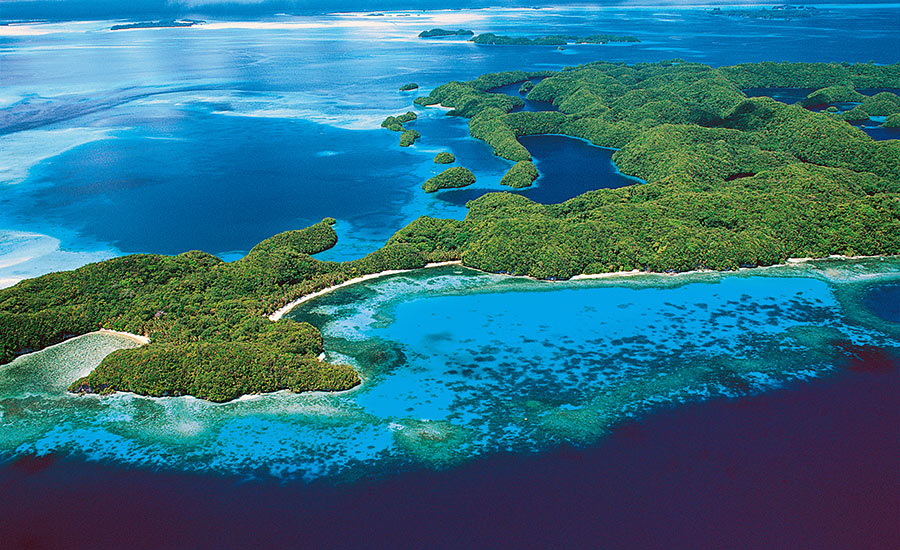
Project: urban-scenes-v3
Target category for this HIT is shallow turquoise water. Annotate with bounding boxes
[2,259,898,481]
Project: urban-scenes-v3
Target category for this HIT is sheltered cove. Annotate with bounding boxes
[2,60,900,402]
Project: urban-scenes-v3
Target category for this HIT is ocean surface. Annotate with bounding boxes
[2,5,899,281]
[1,5,900,547]
[1,259,899,547]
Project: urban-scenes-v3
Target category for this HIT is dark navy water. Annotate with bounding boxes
[742,87,900,141]
[2,355,897,549]
[436,134,640,206]
[743,87,818,104]
[744,87,900,104]
[857,119,900,141]
[486,80,557,112]
[19,114,420,256]
[866,283,900,323]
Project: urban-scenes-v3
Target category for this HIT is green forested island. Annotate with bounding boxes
[422,166,476,192]
[4,60,900,402]
[434,152,456,164]
[470,33,640,46]
[381,111,417,132]
[708,6,821,20]
[419,28,474,38]
[110,20,202,31]
[381,111,419,146]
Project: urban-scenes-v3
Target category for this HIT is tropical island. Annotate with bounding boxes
[434,152,456,164]
[380,111,419,146]
[708,5,821,20]
[470,33,640,45]
[3,60,900,402]
[110,20,203,31]
[419,28,474,38]
[422,166,476,192]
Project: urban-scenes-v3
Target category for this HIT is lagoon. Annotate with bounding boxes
[2,259,898,483]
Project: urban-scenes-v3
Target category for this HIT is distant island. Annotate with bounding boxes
[470,33,640,45]
[110,19,203,31]
[3,61,900,402]
[419,28,474,38]
[708,5,821,20]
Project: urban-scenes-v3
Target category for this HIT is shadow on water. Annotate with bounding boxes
[436,134,642,206]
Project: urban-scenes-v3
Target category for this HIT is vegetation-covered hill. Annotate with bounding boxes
[0,220,430,401]
[398,60,900,277]
[4,60,900,401]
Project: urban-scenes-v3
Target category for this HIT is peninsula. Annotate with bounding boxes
[3,61,900,402]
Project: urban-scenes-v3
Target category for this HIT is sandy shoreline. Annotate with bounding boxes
[7,329,149,366]
[97,328,151,345]
[268,261,462,321]
[269,254,896,320]
[569,254,891,281]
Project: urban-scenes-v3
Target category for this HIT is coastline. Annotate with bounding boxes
[269,254,897,321]
[268,261,462,321]
[569,254,892,282]
[97,328,151,345]
[7,329,150,367]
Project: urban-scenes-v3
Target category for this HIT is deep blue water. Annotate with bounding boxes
[2,353,897,549]
[857,119,900,141]
[743,87,818,103]
[743,86,900,140]
[2,6,900,281]
[866,283,900,323]
[2,6,900,547]
[486,79,557,112]
[744,87,900,105]
[435,134,641,206]
[18,114,422,255]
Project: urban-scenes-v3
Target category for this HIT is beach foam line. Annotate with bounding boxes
[268,261,461,321]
